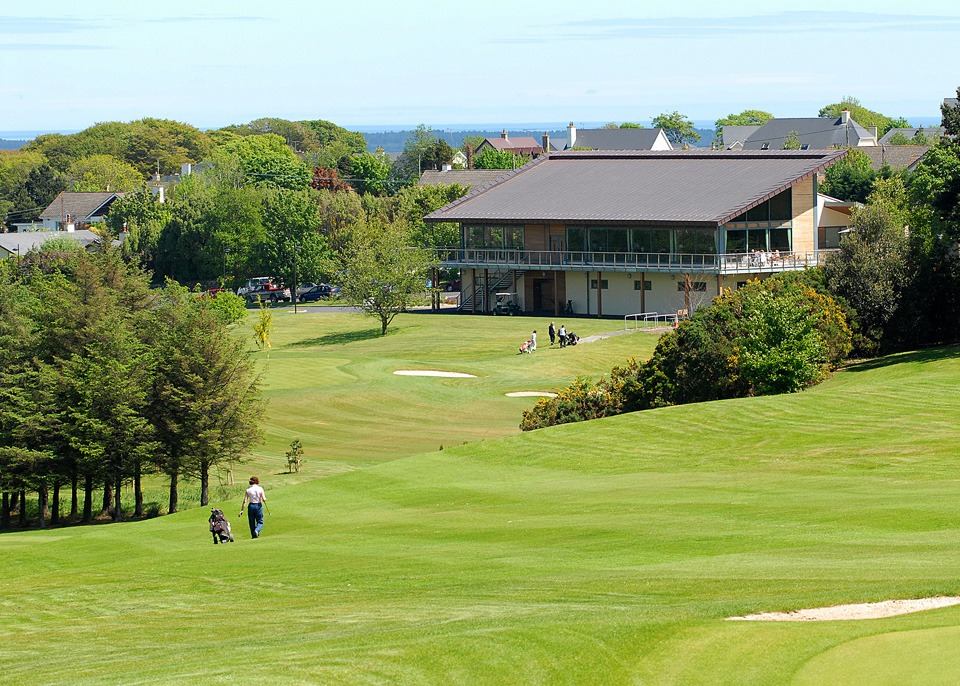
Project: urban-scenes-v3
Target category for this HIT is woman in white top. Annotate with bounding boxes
[240,476,267,538]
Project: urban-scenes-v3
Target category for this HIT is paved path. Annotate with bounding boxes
[578,327,671,344]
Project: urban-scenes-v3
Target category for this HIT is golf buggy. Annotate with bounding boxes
[492,292,522,316]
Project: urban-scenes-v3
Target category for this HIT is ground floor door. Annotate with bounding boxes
[533,278,555,312]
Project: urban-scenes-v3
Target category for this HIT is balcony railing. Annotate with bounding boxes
[435,248,835,274]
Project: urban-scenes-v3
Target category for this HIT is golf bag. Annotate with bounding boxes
[209,508,234,544]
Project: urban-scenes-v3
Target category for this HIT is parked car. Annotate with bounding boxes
[245,283,292,303]
[296,282,319,296]
[237,276,273,296]
[298,284,341,302]
[441,279,461,292]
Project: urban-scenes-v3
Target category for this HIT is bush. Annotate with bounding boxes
[522,276,851,430]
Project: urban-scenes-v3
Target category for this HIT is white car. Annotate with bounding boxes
[237,277,273,296]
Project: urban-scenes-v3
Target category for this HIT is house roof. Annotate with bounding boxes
[721,126,761,148]
[425,149,848,228]
[859,145,931,171]
[735,117,874,150]
[878,127,945,144]
[419,169,513,191]
[478,136,543,154]
[39,192,124,222]
[567,128,670,150]
[0,230,102,255]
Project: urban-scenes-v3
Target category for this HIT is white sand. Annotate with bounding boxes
[727,596,960,621]
[505,391,558,397]
[393,370,476,378]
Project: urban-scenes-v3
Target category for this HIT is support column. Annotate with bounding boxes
[471,269,477,314]
[483,268,489,313]
[640,272,645,313]
[597,270,603,318]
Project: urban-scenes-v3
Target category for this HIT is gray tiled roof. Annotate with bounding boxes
[567,128,670,150]
[738,117,873,150]
[859,145,931,171]
[425,149,847,228]
[721,126,761,148]
[418,169,513,191]
[478,136,543,154]
[39,192,123,222]
[0,230,102,255]
[878,127,944,144]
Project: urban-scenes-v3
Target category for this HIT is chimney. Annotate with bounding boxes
[501,129,508,139]
[466,143,474,169]
[567,122,576,149]
[840,109,851,125]
[541,132,550,156]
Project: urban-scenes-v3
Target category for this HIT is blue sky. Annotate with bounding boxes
[2,0,958,134]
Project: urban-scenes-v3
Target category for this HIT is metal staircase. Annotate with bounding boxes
[459,269,517,312]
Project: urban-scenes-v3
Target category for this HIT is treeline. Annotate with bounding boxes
[0,244,263,529]
[523,95,960,431]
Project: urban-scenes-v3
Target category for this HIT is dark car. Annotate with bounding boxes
[298,284,342,302]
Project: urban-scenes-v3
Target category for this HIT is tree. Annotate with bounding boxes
[104,186,172,270]
[942,88,960,137]
[309,165,352,193]
[333,219,436,335]
[298,119,366,154]
[820,148,876,202]
[259,189,329,287]
[818,97,904,137]
[68,154,144,192]
[349,152,391,195]
[148,284,264,509]
[714,109,773,146]
[392,183,469,249]
[782,130,801,150]
[473,147,528,170]
[823,184,911,354]
[217,133,310,190]
[651,111,700,147]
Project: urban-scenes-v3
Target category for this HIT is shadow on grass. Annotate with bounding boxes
[844,344,960,373]
[287,328,385,347]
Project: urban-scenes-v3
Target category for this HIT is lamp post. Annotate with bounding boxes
[292,243,300,314]
[222,248,231,287]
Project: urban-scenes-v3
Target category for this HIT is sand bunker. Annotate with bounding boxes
[393,370,476,378]
[727,596,960,622]
[505,391,558,398]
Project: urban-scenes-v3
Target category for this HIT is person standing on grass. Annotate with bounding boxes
[548,321,556,346]
[240,476,266,539]
[530,330,537,351]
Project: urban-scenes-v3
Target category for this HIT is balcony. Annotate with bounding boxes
[435,248,835,275]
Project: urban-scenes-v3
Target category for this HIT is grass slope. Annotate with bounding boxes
[3,322,960,683]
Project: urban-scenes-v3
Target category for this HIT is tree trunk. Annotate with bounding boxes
[82,473,93,523]
[19,489,27,527]
[51,482,61,526]
[134,463,143,518]
[113,474,123,522]
[200,462,209,507]
[168,470,179,514]
[100,480,113,518]
[9,490,18,516]
[1,492,9,529]
[37,485,48,529]
[70,469,79,520]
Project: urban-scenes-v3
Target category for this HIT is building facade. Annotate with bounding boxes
[425,150,850,317]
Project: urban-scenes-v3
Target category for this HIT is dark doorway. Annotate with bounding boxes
[533,278,555,312]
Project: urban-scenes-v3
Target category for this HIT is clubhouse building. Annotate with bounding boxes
[425,149,852,317]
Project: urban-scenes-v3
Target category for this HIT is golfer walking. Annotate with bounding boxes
[240,476,267,539]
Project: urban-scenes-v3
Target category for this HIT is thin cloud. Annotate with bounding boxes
[0,43,105,51]
[493,10,960,43]
[144,15,267,24]
[0,17,102,34]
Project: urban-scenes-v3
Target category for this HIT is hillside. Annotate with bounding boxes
[3,331,960,683]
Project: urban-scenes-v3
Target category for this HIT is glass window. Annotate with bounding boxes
[769,190,792,220]
[633,280,652,291]
[607,229,628,252]
[590,279,609,289]
[725,229,746,254]
[567,227,585,251]
[747,229,768,251]
[505,227,524,249]
[770,227,791,251]
[465,226,484,248]
[745,201,768,221]
[590,228,610,252]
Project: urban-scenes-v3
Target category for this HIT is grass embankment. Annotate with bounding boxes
[3,313,960,683]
